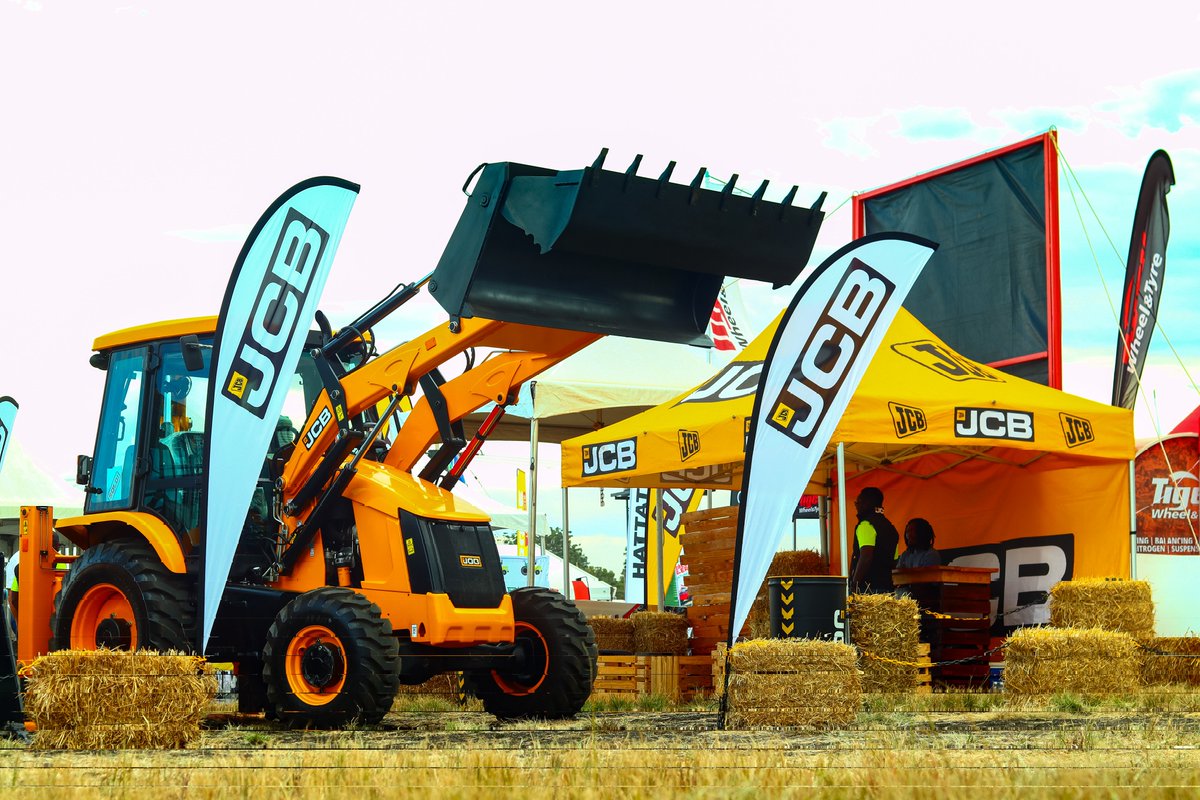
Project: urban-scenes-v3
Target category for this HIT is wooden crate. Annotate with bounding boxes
[590,655,640,699]
[589,654,715,702]
[637,655,714,701]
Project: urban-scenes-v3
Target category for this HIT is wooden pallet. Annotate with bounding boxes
[589,654,716,702]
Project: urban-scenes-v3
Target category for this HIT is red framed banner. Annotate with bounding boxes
[853,131,1062,388]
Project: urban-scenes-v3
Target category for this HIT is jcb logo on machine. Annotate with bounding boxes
[1059,413,1094,448]
[581,437,637,477]
[954,407,1034,441]
[302,406,334,450]
[889,402,927,439]
[892,339,1001,383]
[768,259,894,447]
[459,554,483,568]
[221,207,330,418]
[677,430,700,462]
[677,361,762,405]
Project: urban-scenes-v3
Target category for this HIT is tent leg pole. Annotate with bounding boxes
[562,487,571,595]
[656,492,666,611]
[527,416,539,588]
[1129,459,1137,580]
[837,443,848,585]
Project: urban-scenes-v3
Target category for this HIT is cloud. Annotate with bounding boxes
[1100,69,1200,135]
[894,107,979,140]
[163,223,251,242]
[992,107,1088,136]
[820,117,880,159]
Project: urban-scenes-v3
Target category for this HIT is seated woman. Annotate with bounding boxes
[896,517,941,569]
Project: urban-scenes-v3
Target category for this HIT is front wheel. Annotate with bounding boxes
[50,540,193,652]
[262,588,400,728]
[464,587,597,720]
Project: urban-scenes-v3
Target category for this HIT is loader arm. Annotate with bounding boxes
[279,314,598,510]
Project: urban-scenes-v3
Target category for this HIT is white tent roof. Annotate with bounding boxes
[452,481,549,535]
[468,336,720,443]
[0,439,83,519]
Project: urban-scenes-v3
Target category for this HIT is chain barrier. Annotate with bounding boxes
[1137,642,1200,660]
[858,640,1008,670]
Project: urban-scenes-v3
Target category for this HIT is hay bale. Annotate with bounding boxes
[725,639,860,729]
[1049,578,1155,639]
[24,649,216,750]
[1142,637,1200,686]
[1005,627,1141,695]
[747,550,828,638]
[588,616,636,654]
[848,593,920,692]
[631,611,689,655]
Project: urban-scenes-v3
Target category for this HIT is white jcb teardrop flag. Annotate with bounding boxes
[201,178,359,651]
[0,397,17,478]
[729,233,936,643]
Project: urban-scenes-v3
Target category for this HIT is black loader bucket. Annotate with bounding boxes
[430,150,825,345]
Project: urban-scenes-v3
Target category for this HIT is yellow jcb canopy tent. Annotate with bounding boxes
[562,307,1133,494]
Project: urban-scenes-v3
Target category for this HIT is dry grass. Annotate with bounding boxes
[1,707,1199,798]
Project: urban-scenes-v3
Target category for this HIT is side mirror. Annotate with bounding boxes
[180,335,208,373]
[76,455,93,488]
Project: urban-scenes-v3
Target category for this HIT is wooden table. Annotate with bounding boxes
[893,566,997,688]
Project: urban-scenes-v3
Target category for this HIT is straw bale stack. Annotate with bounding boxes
[24,649,216,750]
[1005,627,1142,695]
[724,639,860,729]
[1141,637,1200,686]
[747,550,828,638]
[1049,578,1155,640]
[848,593,921,692]
[588,616,636,654]
[632,611,689,655]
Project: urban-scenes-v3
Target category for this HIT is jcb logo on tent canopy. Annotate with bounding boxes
[889,402,927,438]
[768,259,895,447]
[222,208,330,418]
[892,339,1001,383]
[677,361,762,405]
[678,430,701,462]
[581,437,637,476]
[1059,413,1095,448]
[955,407,1034,441]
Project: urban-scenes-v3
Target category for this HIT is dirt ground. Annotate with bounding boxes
[196,707,1200,751]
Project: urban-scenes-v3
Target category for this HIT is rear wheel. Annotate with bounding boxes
[262,588,399,728]
[464,587,597,720]
[51,539,192,652]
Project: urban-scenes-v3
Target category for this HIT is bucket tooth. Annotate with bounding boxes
[688,167,707,205]
[591,148,609,171]
[623,154,644,191]
[719,174,739,210]
[811,190,828,213]
[779,185,799,220]
[656,161,677,196]
[750,179,770,215]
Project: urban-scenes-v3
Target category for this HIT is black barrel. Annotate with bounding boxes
[768,576,848,641]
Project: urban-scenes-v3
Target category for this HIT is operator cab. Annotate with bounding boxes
[79,317,328,576]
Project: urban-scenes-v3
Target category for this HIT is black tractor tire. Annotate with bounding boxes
[50,539,193,652]
[464,587,598,720]
[261,587,400,728]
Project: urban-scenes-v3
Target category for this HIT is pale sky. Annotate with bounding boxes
[2,1,1198,573]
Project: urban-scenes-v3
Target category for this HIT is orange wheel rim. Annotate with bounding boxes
[285,625,347,705]
[492,621,549,696]
[71,582,137,650]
